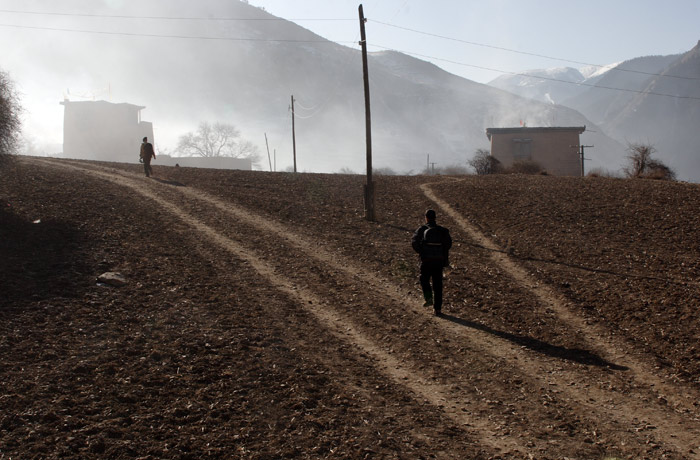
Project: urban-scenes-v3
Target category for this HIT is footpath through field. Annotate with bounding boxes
[32,158,700,459]
[422,182,700,455]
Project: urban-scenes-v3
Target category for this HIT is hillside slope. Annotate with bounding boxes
[604,42,700,177]
[562,54,681,126]
[2,157,700,459]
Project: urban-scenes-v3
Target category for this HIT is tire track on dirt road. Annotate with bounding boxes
[422,181,700,458]
[33,158,527,456]
[49,159,700,458]
[159,165,700,458]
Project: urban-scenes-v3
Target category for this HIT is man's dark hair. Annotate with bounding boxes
[143,137,148,142]
[425,209,436,221]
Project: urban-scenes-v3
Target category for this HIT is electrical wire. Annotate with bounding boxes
[1,13,696,101]
[0,8,354,22]
[1,6,694,81]
[370,19,700,81]
[293,100,317,112]
[370,43,700,101]
[0,22,356,44]
[289,33,363,121]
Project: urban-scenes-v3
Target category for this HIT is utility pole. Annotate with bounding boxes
[291,95,297,173]
[359,4,375,221]
[571,144,594,177]
[427,153,430,174]
[264,133,272,172]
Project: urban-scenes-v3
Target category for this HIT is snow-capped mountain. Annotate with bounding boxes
[488,45,700,181]
[488,65,615,105]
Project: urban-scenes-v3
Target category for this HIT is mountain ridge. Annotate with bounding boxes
[6,0,626,174]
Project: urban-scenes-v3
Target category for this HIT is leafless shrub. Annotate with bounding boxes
[469,148,501,175]
[644,159,676,181]
[623,142,675,181]
[0,69,21,157]
[506,160,544,175]
[587,167,620,178]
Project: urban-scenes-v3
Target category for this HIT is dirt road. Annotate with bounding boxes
[2,156,699,459]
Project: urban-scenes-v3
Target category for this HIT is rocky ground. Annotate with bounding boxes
[1,155,699,459]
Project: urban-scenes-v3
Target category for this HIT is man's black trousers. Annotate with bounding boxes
[419,261,444,308]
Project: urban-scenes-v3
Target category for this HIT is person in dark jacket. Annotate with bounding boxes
[412,209,452,316]
[139,136,156,177]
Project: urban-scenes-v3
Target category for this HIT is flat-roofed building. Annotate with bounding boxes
[61,99,153,163]
[486,126,586,176]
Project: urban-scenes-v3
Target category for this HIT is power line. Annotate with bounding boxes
[0,8,355,22]
[2,6,694,82]
[293,100,317,111]
[370,19,700,81]
[370,43,700,101]
[2,15,696,101]
[0,22,356,44]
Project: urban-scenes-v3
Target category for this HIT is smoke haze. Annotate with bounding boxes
[2,0,627,174]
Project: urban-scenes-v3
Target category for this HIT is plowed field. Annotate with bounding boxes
[1,156,699,459]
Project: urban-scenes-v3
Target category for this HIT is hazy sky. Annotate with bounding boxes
[252,0,700,83]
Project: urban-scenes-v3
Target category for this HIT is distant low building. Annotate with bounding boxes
[157,155,252,171]
[61,99,153,163]
[486,126,586,176]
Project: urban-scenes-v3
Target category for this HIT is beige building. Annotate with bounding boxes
[486,126,585,176]
[61,100,153,163]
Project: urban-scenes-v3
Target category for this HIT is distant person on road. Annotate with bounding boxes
[412,209,452,316]
[139,136,156,177]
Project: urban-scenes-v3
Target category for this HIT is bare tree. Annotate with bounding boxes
[469,148,501,175]
[624,142,675,180]
[624,143,655,178]
[335,167,357,175]
[0,70,21,156]
[176,122,261,165]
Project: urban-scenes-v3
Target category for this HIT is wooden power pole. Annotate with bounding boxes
[264,133,272,172]
[291,95,297,173]
[359,4,375,221]
[571,144,594,177]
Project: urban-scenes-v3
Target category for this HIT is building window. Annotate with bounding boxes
[512,138,532,160]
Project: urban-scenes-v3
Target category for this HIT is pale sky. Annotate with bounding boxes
[251,0,700,83]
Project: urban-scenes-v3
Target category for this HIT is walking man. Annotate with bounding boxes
[139,136,156,177]
[412,209,452,316]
